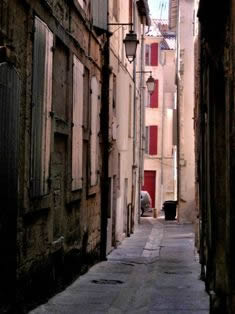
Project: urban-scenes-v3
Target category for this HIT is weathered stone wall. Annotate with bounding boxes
[0,0,103,311]
[196,0,235,312]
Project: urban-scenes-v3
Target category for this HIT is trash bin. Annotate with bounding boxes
[162,200,177,220]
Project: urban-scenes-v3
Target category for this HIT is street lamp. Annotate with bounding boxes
[108,23,139,63]
[146,74,155,94]
[123,30,139,63]
[136,71,156,94]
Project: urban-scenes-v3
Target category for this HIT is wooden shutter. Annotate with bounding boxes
[77,0,83,8]
[150,80,158,108]
[145,44,150,66]
[0,63,21,201]
[31,17,53,197]
[92,0,108,31]
[72,55,84,190]
[0,62,21,298]
[151,43,158,66]
[149,126,158,155]
[90,76,99,186]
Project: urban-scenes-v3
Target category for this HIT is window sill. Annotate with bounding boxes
[88,184,99,196]
[67,189,82,204]
[26,194,52,214]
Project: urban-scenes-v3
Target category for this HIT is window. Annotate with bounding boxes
[145,126,158,155]
[90,76,99,186]
[145,43,158,66]
[83,67,90,132]
[91,0,107,31]
[146,93,150,108]
[145,127,149,153]
[150,80,159,108]
[145,44,150,66]
[72,55,84,191]
[31,17,53,197]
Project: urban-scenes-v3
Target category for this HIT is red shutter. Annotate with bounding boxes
[149,126,158,155]
[151,43,158,66]
[150,80,158,108]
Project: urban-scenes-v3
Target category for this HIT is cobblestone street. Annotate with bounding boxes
[30,217,209,314]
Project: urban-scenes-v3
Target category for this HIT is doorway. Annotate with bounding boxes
[142,171,156,208]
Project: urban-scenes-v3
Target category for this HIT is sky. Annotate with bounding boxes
[148,0,169,20]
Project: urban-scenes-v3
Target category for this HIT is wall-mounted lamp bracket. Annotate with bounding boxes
[107,23,138,63]
[136,71,155,94]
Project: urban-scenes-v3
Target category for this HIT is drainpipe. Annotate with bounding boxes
[161,87,165,209]
[175,0,180,222]
[138,22,146,223]
[100,1,110,260]
[131,0,137,233]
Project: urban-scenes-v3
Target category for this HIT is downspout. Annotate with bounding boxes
[139,22,146,223]
[100,0,110,260]
[161,84,165,208]
[176,0,180,222]
[131,0,137,234]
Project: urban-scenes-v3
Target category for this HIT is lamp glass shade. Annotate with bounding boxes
[146,75,155,94]
[123,31,139,63]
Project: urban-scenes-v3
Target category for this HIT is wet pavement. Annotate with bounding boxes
[30,217,209,314]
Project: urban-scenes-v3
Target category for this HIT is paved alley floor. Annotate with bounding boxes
[30,218,209,314]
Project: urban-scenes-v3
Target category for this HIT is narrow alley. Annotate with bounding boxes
[1,0,235,312]
[30,217,209,314]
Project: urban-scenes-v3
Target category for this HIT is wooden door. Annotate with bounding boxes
[142,171,156,208]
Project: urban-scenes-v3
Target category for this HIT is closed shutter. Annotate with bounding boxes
[77,0,83,8]
[0,62,21,298]
[72,55,84,190]
[151,43,158,66]
[0,63,21,201]
[145,44,150,66]
[90,76,99,186]
[31,16,53,197]
[149,126,158,155]
[150,79,158,108]
[91,0,107,31]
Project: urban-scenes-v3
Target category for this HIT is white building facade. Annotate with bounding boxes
[169,0,196,223]
[106,0,150,252]
[143,21,177,216]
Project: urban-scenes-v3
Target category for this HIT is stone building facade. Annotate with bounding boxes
[106,0,150,251]
[143,20,176,215]
[195,0,235,313]
[0,0,104,311]
[0,0,98,311]
[168,0,196,223]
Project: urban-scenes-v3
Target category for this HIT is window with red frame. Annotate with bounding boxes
[145,126,158,155]
[150,79,158,108]
[145,43,158,66]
